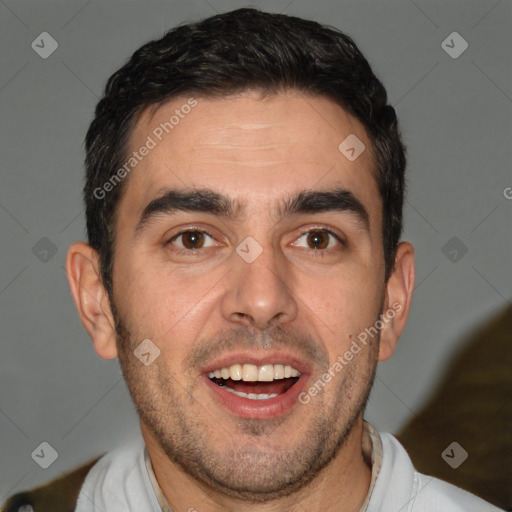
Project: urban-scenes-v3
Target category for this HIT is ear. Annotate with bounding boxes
[378,241,415,362]
[65,242,118,359]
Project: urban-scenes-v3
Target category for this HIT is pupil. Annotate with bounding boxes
[308,231,327,249]
[184,231,203,249]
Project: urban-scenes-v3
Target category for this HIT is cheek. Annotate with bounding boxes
[115,257,222,350]
[300,267,381,324]
[296,269,383,368]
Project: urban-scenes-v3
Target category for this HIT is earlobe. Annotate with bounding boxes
[378,242,415,362]
[65,242,118,359]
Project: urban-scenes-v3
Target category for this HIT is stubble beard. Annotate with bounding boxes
[111,302,379,503]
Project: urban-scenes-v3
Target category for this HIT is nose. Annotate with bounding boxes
[220,241,298,330]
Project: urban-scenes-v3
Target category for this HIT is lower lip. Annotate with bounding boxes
[203,375,308,419]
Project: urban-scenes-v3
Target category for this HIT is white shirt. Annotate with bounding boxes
[75,423,503,512]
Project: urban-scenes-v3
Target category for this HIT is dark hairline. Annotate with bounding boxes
[84,8,405,297]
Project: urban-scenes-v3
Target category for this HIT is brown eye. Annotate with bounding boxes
[306,231,330,249]
[181,231,205,249]
[291,229,342,251]
[170,230,216,250]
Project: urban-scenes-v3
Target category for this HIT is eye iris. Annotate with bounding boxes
[182,231,204,249]
[307,231,329,249]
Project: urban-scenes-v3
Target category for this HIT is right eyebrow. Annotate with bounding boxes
[135,188,245,236]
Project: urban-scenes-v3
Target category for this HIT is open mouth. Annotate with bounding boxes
[203,361,307,419]
[208,363,301,400]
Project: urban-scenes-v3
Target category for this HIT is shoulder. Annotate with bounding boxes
[78,434,146,487]
[412,471,504,512]
[2,437,157,512]
[74,435,160,512]
[374,431,504,512]
[1,438,146,512]
[0,456,101,512]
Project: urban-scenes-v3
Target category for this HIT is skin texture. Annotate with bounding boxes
[67,91,415,512]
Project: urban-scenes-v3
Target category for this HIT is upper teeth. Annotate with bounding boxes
[208,363,300,382]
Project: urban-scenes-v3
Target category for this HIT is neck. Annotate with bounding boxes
[142,415,372,512]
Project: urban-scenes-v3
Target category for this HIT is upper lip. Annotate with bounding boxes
[200,350,312,376]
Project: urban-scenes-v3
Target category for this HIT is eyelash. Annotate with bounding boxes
[166,227,345,255]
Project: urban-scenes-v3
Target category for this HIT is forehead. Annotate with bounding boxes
[118,91,380,225]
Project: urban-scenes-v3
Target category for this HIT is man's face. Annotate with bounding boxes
[110,92,386,499]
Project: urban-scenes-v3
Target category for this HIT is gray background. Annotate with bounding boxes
[1,0,511,501]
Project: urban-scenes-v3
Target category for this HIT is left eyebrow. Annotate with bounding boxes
[134,186,370,235]
[278,188,370,231]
